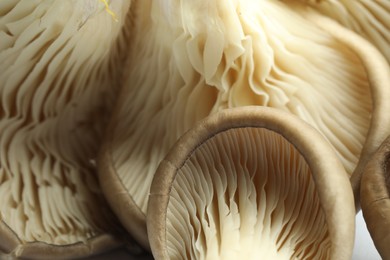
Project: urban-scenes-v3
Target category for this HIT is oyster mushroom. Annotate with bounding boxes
[98,0,388,246]
[360,136,390,259]
[298,7,390,206]
[147,106,355,260]
[0,0,133,258]
[295,0,390,62]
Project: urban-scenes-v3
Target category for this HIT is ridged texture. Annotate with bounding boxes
[167,128,330,259]
[301,0,390,62]
[107,0,371,216]
[0,0,131,249]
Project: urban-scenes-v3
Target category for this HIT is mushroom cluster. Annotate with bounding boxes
[0,0,134,258]
[0,0,389,259]
[148,107,355,259]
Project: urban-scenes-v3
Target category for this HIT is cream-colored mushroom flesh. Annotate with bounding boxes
[298,0,390,62]
[298,6,390,204]
[0,0,132,257]
[148,107,355,260]
[166,128,328,259]
[361,136,390,259]
[100,0,371,244]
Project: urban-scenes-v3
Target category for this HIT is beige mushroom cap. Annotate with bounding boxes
[300,7,390,206]
[0,0,133,258]
[99,0,376,247]
[148,106,355,260]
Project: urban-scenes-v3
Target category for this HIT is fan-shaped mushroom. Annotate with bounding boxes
[295,0,390,62]
[98,0,390,247]
[361,136,390,259]
[148,106,355,260]
[298,7,390,206]
[0,0,133,258]
[98,0,389,247]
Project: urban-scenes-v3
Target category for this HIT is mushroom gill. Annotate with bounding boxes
[0,0,133,258]
[295,0,390,62]
[298,7,390,205]
[148,107,355,260]
[99,0,375,246]
[361,136,390,259]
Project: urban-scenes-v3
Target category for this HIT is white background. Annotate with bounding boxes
[352,211,381,260]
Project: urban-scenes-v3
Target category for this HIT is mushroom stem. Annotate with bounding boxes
[302,8,390,207]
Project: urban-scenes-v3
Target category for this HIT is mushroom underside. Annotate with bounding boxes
[0,0,132,257]
[361,136,390,259]
[302,0,390,62]
[106,0,371,222]
[164,127,330,259]
[166,128,331,259]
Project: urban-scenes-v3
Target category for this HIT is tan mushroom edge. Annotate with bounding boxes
[0,219,121,259]
[147,106,355,260]
[98,141,150,250]
[361,136,390,259]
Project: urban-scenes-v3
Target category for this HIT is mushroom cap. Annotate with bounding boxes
[99,0,377,247]
[361,136,390,259]
[300,6,390,206]
[299,0,390,63]
[147,106,355,260]
[0,0,133,258]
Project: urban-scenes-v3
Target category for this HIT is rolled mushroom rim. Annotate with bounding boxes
[98,140,150,250]
[0,218,122,259]
[361,136,390,258]
[301,6,390,208]
[147,106,355,260]
[361,137,390,206]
